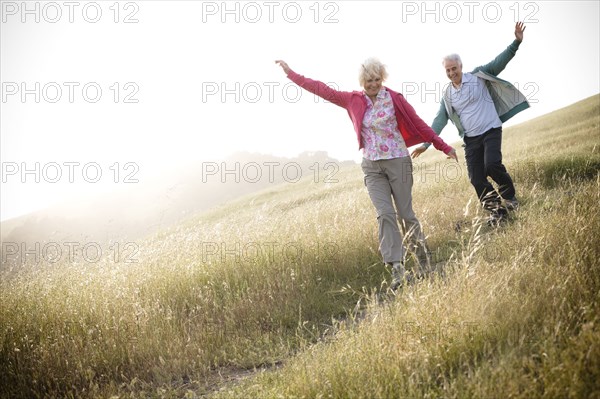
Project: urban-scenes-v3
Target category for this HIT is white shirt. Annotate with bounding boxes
[447,72,502,137]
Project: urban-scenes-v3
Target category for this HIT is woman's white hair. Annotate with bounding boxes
[442,53,462,66]
[359,57,388,87]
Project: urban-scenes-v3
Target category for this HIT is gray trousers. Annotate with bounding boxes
[361,156,429,268]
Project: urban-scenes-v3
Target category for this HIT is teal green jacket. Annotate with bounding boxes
[424,40,530,148]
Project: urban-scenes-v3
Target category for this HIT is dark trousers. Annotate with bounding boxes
[464,127,515,211]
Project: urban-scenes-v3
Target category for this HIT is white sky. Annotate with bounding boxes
[1,0,599,221]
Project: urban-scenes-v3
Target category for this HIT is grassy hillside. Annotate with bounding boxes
[1,94,599,398]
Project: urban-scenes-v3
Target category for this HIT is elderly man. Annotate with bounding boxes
[412,22,529,226]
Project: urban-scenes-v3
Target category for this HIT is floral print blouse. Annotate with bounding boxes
[361,88,410,160]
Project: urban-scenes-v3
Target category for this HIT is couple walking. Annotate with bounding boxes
[276,23,529,290]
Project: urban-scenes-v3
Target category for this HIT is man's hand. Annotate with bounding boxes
[515,21,526,43]
[410,146,428,159]
[275,60,291,75]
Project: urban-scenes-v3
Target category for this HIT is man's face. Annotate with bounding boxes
[444,59,463,86]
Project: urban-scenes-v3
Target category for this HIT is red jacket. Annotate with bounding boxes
[286,70,453,154]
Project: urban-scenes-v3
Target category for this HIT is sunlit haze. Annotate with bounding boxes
[1,0,599,221]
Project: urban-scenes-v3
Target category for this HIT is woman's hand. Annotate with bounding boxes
[447,148,458,162]
[275,60,291,75]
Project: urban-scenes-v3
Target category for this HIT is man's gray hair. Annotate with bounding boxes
[442,53,462,66]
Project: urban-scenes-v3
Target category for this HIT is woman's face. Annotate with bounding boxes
[363,75,382,98]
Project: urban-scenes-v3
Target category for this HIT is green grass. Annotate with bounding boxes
[1,94,599,398]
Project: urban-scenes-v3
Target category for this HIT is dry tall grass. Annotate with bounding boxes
[1,94,599,398]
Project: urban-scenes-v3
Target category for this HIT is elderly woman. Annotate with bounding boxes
[275,59,458,290]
